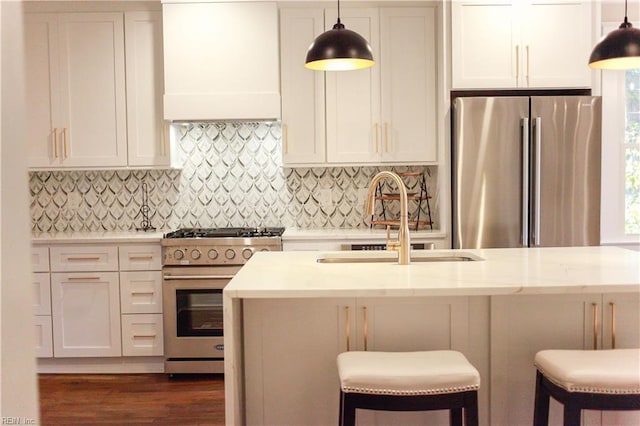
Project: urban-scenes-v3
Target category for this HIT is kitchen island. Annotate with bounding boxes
[223,246,640,426]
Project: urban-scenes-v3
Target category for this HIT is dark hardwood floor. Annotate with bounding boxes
[38,373,225,425]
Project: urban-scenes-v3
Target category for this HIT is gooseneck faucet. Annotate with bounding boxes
[365,171,411,265]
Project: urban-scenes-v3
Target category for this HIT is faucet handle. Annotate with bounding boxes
[385,225,401,252]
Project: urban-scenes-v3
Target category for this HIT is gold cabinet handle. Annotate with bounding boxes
[67,276,101,281]
[362,306,368,351]
[161,122,168,156]
[283,123,288,155]
[526,45,530,82]
[384,123,389,152]
[374,123,379,153]
[592,303,599,350]
[610,302,616,349]
[62,127,68,158]
[345,306,350,352]
[66,256,101,262]
[515,45,520,79]
[52,128,59,158]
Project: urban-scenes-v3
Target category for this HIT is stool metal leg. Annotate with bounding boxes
[533,370,550,426]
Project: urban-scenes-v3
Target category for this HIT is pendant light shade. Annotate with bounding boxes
[305,0,374,72]
[589,1,640,69]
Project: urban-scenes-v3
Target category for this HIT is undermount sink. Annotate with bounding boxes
[316,251,483,264]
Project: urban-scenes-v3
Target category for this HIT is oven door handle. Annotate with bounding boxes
[163,275,236,280]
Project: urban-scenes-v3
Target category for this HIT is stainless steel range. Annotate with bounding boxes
[161,227,284,374]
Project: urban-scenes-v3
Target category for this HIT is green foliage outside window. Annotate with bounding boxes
[625,71,640,234]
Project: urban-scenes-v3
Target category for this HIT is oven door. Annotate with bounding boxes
[162,266,240,359]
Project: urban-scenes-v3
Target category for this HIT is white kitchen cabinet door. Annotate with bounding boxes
[31,246,50,272]
[125,11,169,167]
[452,0,592,89]
[524,0,591,88]
[244,298,354,426]
[50,244,118,272]
[51,272,121,357]
[601,293,640,426]
[491,294,609,426]
[451,1,519,89]
[33,272,52,316]
[34,315,54,358]
[379,8,437,163]
[25,13,60,168]
[121,313,163,357]
[280,8,326,166]
[25,12,127,168]
[118,244,162,271]
[119,271,162,314]
[325,8,382,164]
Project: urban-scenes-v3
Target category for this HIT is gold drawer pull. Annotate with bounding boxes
[345,306,351,352]
[610,302,616,349]
[66,256,101,262]
[363,306,368,351]
[592,303,599,350]
[67,276,101,281]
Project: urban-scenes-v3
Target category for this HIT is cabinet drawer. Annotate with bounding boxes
[120,271,163,314]
[34,315,53,358]
[50,245,118,272]
[121,313,164,356]
[119,244,161,271]
[31,246,50,272]
[33,272,51,316]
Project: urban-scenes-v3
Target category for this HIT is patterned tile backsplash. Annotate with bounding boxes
[30,122,439,232]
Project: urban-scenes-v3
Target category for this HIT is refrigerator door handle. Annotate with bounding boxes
[533,117,542,246]
[521,118,529,247]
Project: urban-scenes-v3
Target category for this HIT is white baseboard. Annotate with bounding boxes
[37,357,165,374]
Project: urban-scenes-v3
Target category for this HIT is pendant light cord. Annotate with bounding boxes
[337,0,341,25]
[623,0,630,27]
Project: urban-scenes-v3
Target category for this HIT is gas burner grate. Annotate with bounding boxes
[164,227,285,239]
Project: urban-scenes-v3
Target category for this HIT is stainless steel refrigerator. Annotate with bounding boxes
[452,96,601,249]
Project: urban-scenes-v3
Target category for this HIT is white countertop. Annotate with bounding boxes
[224,246,640,298]
[31,230,166,244]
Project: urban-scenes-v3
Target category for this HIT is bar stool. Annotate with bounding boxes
[533,348,640,426]
[337,350,480,426]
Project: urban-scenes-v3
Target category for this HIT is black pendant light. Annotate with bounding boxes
[589,0,640,69]
[304,0,374,71]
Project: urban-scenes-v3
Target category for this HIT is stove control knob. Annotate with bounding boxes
[242,248,253,260]
[191,249,201,260]
[174,250,184,260]
[208,249,219,260]
[225,249,236,260]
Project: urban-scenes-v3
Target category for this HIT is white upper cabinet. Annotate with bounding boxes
[125,11,169,168]
[280,8,326,165]
[26,12,128,168]
[280,5,439,167]
[162,1,280,121]
[25,8,169,169]
[452,0,592,89]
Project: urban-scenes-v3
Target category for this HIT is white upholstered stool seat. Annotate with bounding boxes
[533,348,640,426]
[337,351,480,426]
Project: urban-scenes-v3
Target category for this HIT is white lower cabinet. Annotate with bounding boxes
[244,297,474,426]
[34,315,54,358]
[491,293,640,426]
[121,313,163,357]
[50,272,121,357]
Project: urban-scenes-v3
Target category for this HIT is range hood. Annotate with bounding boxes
[162,1,281,121]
